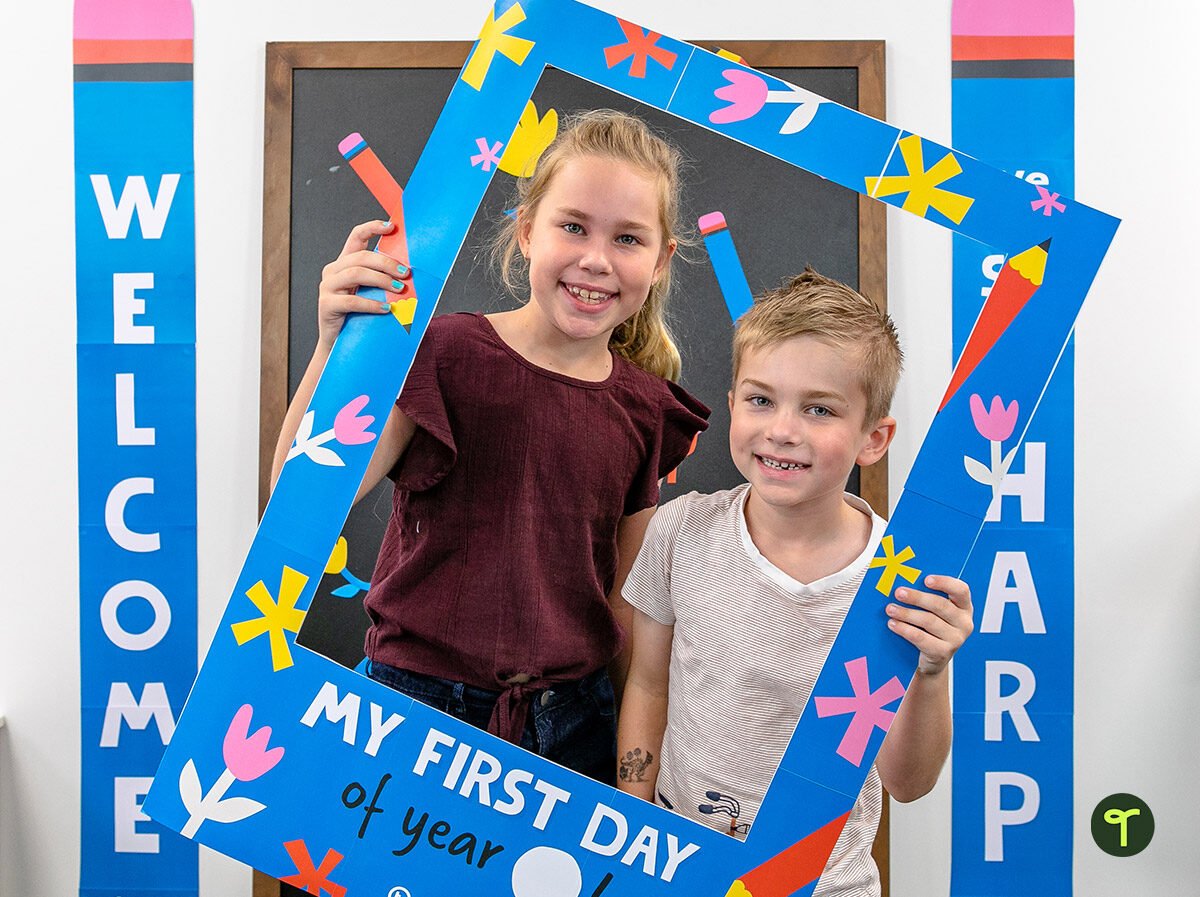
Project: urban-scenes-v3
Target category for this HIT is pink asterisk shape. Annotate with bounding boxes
[1031,185,1065,216]
[471,137,503,172]
[814,656,906,766]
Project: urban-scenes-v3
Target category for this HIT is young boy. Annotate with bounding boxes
[616,270,974,895]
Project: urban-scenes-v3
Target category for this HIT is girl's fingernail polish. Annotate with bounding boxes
[396,264,409,277]
[391,280,406,292]
[380,301,391,311]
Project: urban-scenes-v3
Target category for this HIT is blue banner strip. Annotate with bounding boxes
[950,3,1075,894]
[74,2,199,894]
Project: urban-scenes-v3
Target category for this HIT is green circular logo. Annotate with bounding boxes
[1091,793,1154,856]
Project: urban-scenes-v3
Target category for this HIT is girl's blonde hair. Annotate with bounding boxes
[493,109,686,381]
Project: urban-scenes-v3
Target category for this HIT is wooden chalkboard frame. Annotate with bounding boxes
[258,39,887,897]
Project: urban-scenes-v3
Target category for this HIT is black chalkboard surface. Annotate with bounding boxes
[263,40,886,672]
[259,39,887,897]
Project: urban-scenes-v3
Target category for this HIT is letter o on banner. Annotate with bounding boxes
[101,580,172,651]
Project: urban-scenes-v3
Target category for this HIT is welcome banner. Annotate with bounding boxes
[74,1,198,895]
[950,1,1076,893]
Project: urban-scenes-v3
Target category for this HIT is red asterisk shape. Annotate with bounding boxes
[603,19,678,79]
[280,839,347,897]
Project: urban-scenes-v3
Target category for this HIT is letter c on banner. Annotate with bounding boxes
[101,580,171,651]
[106,477,160,552]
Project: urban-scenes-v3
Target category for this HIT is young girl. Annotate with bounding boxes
[272,110,709,784]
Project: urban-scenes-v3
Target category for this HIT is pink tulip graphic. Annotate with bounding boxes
[964,393,1020,496]
[710,69,827,134]
[332,395,377,446]
[969,394,1019,442]
[180,704,284,838]
[223,704,285,781]
[710,69,769,123]
[286,395,377,467]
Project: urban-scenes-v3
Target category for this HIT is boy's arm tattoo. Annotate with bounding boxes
[619,747,654,783]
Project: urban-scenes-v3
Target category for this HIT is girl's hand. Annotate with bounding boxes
[886,574,974,675]
[316,220,412,348]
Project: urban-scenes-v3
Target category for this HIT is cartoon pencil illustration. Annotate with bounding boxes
[699,211,754,322]
[725,810,851,897]
[939,239,1050,411]
[338,132,418,329]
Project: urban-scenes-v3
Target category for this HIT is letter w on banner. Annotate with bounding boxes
[950,1,1075,893]
[74,2,199,895]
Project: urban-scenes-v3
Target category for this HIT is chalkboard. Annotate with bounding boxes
[258,39,887,897]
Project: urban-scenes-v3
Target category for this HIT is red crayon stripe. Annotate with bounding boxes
[730,811,851,896]
[74,38,193,64]
[952,34,1073,61]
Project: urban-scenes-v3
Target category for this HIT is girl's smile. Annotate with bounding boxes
[517,155,673,351]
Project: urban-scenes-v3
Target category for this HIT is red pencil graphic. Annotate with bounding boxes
[939,239,1050,412]
[338,132,417,328]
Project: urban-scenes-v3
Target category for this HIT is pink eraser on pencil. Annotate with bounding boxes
[698,211,728,235]
[339,132,367,158]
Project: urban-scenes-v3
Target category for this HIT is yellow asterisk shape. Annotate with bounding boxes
[231,565,309,672]
[865,135,975,225]
[868,535,922,596]
[462,3,535,91]
[725,881,752,897]
[499,101,559,178]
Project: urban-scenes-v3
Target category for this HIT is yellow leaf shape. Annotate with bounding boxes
[499,101,559,178]
[325,536,348,575]
[726,881,752,897]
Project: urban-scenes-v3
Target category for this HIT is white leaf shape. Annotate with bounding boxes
[1000,445,1019,477]
[207,795,268,824]
[779,101,821,134]
[963,456,993,485]
[178,760,203,816]
[295,410,315,443]
[303,444,345,467]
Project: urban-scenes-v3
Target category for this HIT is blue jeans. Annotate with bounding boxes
[367,661,617,786]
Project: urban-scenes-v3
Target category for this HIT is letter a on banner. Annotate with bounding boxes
[74,2,198,896]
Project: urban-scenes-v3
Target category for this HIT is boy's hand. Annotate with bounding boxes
[886,574,974,675]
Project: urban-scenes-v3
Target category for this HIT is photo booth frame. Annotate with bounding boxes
[145,2,1118,896]
[255,36,889,897]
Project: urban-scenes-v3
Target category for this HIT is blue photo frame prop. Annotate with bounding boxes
[145,2,1118,895]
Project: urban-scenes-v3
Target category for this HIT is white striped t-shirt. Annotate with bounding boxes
[622,483,887,897]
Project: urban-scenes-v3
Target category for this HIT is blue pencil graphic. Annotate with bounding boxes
[699,211,754,321]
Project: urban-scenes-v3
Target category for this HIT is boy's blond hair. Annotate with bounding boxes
[733,268,903,426]
[493,109,687,381]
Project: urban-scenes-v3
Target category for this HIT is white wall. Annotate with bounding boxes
[1,2,1195,895]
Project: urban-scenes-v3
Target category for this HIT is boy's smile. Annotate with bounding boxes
[729,335,894,525]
